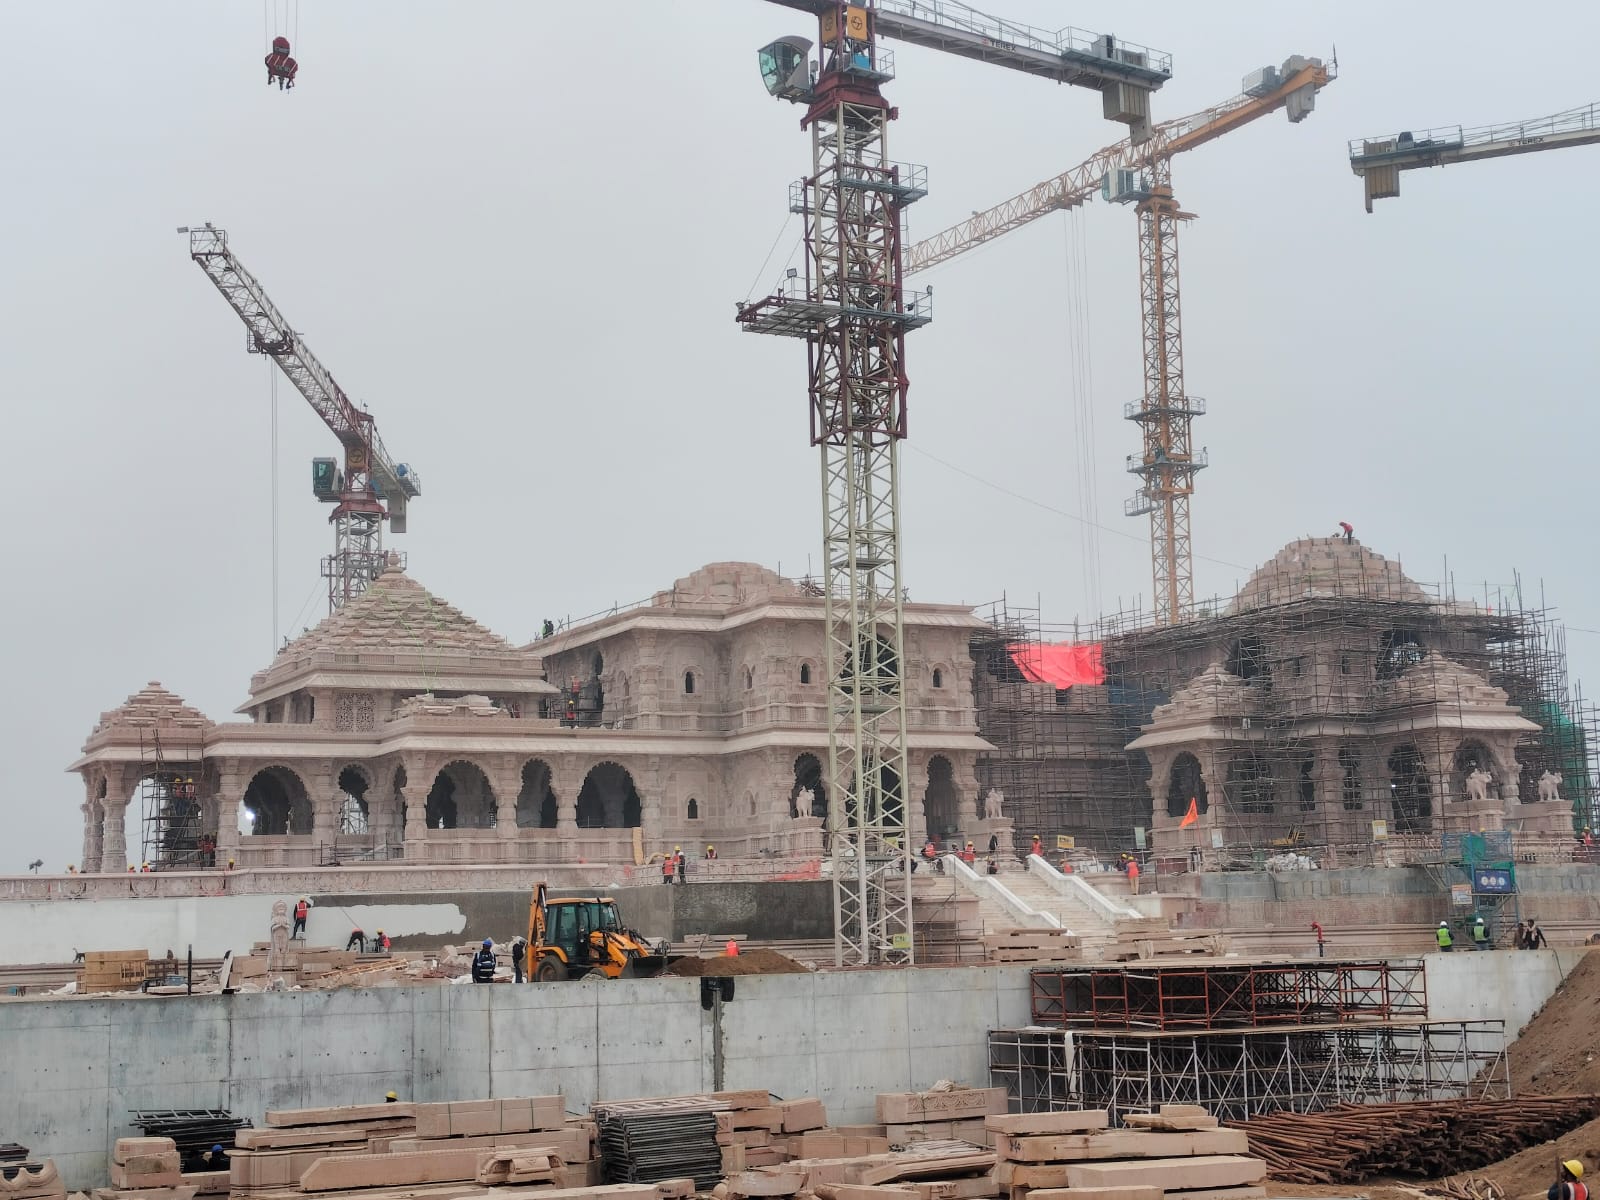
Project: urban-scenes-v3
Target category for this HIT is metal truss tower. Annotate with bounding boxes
[738,8,930,965]
[1123,153,1206,626]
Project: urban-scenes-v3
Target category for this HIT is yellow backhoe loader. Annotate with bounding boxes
[525,882,671,981]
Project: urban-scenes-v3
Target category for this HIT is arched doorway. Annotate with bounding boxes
[924,756,959,841]
[789,753,827,818]
[841,759,903,830]
[517,760,557,829]
[1166,753,1208,818]
[337,766,370,834]
[1387,744,1433,834]
[243,766,311,835]
[427,762,496,830]
[576,762,642,828]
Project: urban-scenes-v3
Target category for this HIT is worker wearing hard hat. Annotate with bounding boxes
[385,1091,399,1104]
[1435,921,1453,952]
[1550,1160,1587,1200]
[675,846,687,885]
[705,845,717,860]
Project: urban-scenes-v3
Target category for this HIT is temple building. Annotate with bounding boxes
[69,559,995,872]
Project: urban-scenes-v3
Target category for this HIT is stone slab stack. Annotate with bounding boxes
[394,1098,598,1188]
[987,1107,1264,1200]
[93,1139,192,1200]
[875,1090,1007,1148]
[982,931,1082,966]
[1108,923,1225,962]
[229,1105,418,1195]
[715,1140,997,1200]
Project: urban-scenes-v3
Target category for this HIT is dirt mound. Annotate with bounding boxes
[664,949,810,977]
[1451,1112,1600,1200]
[1510,951,1600,1094]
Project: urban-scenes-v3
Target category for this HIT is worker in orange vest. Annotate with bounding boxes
[1029,835,1043,858]
[960,841,976,865]
[1126,857,1141,896]
[725,940,740,957]
[292,896,309,938]
[661,853,674,885]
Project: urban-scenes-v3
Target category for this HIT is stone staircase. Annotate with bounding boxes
[942,855,1141,959]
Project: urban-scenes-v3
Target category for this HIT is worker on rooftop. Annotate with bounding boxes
[346,926,366,953]
[1550,1160,1587,1200]
[675,847,687,884]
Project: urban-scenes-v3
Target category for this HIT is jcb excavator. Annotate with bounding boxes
[525,882,670,981]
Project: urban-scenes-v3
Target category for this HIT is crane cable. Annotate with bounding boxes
[269,360,280,657]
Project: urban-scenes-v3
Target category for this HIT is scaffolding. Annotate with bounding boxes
[1029,960,1428,1031]
[972,542,1594,863]
[138,726,210,870]
[989,1019,1509,1121]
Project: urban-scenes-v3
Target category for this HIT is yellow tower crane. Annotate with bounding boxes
[908,56,1335,625]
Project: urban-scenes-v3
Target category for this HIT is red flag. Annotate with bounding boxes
[1179,797,1199,829]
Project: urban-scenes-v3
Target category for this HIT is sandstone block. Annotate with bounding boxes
[996,1129,1247,1163]
[656,1180,697,1199]
[1165,1189,1266,1200]
[779,1099,829,1133]
[109,1167,183,1190]
[299,1148,489,1192]
[985,1112,1108,1136]
[789,1135,844,1159]
[265,1102,414,1127]
[1025,1187,1162,1200]
[714,1091,774,1111]
[176,1172,228,1197]
[112,1141,177,1167]
[1062,1156,1265,1191]
[728,1168,808,1197]
[876,1090,1007,1125]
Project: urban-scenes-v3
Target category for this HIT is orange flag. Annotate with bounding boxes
[1179,797,1199,829]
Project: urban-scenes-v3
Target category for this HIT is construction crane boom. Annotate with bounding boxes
[903,55,1331,626]
[183,224,421,612]
[908,56,1332,274]
[1350,102,1600,210]
[765,0,1170,139]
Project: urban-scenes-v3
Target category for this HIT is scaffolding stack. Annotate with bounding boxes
[971,544,1596,863]
[991,958,1507,1121]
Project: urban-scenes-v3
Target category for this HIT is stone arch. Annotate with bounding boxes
[516,759,558,829]
[799,661,814,686]
[743,665,755,691]
[687,797,699,820]
[337,764,371,834]
[789,753,827,818]
[243,765,312,835]
[683,670,697,695]
[1165,752,1208,818]
[932,666,945,690]
[924,755,959,840]
[576,761,642,828]
[1387,744,1434,834]
[1296,755,1316,811]
[427,761,496,830]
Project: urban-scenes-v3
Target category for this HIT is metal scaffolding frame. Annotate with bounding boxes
[1029,959,1429,1031]
[990,1019,1508,1121]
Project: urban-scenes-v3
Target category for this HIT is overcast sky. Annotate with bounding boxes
[3,2,1597,873]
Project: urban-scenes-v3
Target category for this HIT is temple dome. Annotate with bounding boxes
[1230,537,1429,613]
[91,681,213,736]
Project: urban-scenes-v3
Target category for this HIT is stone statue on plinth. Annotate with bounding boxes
[1538,770,1564,803]
[1465,768,1494,803]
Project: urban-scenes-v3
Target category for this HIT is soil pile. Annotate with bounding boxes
[664,948,810,977]
[1450,1113,1600,1200]
[1510,951,1600,1094]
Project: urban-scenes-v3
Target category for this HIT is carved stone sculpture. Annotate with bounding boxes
[987,789,1004,820]
[795,786,815,819]
[1538,769,1564,802]
[267,898,290,973]
[1465,768,1493,803]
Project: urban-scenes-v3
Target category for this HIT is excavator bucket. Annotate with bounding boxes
[628,953,668,978]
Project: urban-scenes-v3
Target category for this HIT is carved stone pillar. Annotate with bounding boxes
[553,756,584,838]
[309,759,339,846]
[215,761,245,866]
[79,772,104,873]
[491,758,521,840]
[400,754,430,860]
[102,797,130,874]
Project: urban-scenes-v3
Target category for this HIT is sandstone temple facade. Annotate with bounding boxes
[70,560,995,872]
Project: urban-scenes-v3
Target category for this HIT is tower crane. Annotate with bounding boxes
[181,224,421,614]
[1350,102,1600,211]
[907,56,1334,626]
[737,1,1171,966]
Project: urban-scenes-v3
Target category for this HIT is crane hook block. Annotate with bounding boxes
[266,36,298,91]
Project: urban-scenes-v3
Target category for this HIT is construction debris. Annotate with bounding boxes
[1230,1096,1600,1184]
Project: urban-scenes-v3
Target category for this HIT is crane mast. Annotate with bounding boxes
[740,1,1171,966]
[1350,102,1600,210]
[183,224,421,613]
[906,56,1331,625]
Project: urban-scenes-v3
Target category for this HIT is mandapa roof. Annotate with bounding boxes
[267,556,516,664]
[1230,537,1430,613]
[90,681,213,736]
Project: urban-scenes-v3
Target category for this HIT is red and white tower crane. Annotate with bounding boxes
[737,1,1171,966]
[182,224,421,614]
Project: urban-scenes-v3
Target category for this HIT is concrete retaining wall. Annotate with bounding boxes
[0,964,1029,1189]
[0,882,835,964]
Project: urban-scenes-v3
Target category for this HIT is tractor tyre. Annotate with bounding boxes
[534,956,566,983]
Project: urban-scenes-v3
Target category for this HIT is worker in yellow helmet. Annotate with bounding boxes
[705,845,718,860]
[1550,1160,1586,1200]
[675,845,686,884]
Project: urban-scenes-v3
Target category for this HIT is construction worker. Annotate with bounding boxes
[725,939,740,957]
[385,1092,399,1104]
[1436,920,1454,952]
[201,1145,225,1168]
[346,927,366,953]
[511,935,527,983]
[1029,835,1043,858]
[675,847,686,884]
[988,833,999,853]
[292,897,309,939]
[1126,856,1141,896]
[471,938,496,983]
[1526,920,1548,950]
[960,841,977,865]
[1550,1161,1587,1200]
[661,853,674,885]
[986,856,999,876]
[705,845,717,860]
[1338,521,1354,543]
[1471,914,1491,950]
[374,929,390,953]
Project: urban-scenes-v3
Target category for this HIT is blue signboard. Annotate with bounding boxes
[1474,868,1516,894]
